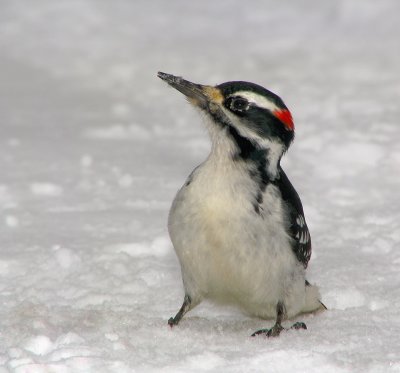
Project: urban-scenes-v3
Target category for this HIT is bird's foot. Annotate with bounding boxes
[251,323,284,337]
[168,294,193,328]
[290,321,307,330]
[168,317,178,328]
[251,321,307,338]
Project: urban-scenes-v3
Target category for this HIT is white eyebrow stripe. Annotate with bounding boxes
[229,91,279,112]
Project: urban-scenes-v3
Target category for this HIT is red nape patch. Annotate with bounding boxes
[273,109,294,131]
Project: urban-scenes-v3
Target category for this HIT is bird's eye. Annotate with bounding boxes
[228,97,249,112]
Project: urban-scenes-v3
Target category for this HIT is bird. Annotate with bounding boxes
[158,71,325,337]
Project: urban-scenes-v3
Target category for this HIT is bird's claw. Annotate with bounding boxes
[251,323,284,337]
[290,321,307,330]
[168,318,176,327]
[251,322,307,337]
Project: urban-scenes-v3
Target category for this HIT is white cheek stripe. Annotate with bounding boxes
[230,91,279,112]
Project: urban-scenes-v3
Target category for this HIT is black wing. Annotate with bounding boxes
[275,168,312,268]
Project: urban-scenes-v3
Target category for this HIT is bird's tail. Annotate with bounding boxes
[302,281,327,314]
[318,300,328,310]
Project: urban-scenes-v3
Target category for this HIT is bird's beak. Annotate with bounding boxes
[157,72,223,109]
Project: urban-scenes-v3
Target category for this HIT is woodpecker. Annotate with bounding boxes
[158,72,325,337]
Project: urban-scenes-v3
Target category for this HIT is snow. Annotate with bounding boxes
[0,0,399,372]
[30,183,64,197]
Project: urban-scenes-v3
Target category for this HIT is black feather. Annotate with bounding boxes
[274,168,312,268]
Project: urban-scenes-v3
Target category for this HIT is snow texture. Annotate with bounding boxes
[0,0,399,372]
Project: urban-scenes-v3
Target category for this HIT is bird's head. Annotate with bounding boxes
[158,72,294,165]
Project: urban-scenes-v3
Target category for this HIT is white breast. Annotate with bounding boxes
[168,151,303,318]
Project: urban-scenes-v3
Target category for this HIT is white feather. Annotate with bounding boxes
[168,121,320,319]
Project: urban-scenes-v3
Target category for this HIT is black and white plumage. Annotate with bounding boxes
[275,170,312,268]
[158,72,325,337]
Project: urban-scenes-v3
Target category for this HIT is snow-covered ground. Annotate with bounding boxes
[0,0,399,372]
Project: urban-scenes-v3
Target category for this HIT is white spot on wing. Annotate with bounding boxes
[296,215,305,227]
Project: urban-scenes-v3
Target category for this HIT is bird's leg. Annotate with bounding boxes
[168,294,192,327]
[251,302,308,337]
[251,301,286,337]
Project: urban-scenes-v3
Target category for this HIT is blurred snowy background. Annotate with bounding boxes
[0,0,399,372]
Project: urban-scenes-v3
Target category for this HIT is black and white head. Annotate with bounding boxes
[158,72,295,172]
